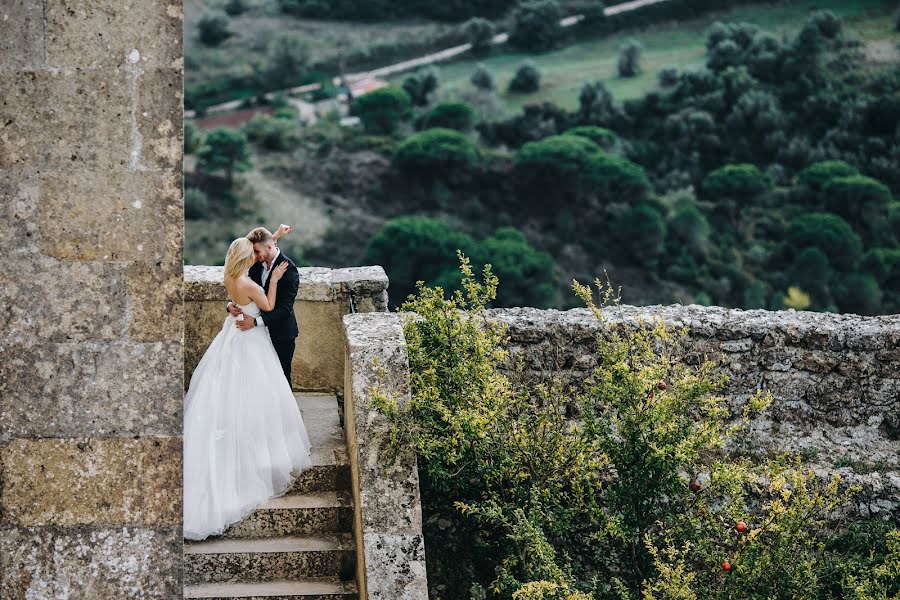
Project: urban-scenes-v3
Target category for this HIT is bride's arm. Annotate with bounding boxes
[243,262,287,312]
[245,281,274,312]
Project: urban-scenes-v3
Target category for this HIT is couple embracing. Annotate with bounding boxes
[183,225,313,541]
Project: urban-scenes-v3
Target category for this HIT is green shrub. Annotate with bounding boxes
[833,272,883,316]
[197,11,231,46]
[508,60,542,93]
[196,127,252,188]
[402,66,440,107]
[224,0,246,16]
[822,175,892,243]
[463,17,496,54]
[701,163,773,201]
[471,63,495,91]
[368,260,891,599]
[474,227,557,308]
[185,187,210,220]
[394,128,479,171]
[242,113,300,151]
[509,0,563,52]
[614,202,667,267]
[786,213,862,271]
[561,125,618,151]
[617,37,643,77]
[350,86,413,134]
[422,102,476,132]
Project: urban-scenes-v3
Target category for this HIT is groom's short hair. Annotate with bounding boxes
[246,227,274,245]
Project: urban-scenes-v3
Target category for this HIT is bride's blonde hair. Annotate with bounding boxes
[224,237,254,280]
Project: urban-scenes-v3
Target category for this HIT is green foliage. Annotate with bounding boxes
[224,0,246,16]
[197,11,231,46]
[786,213,862,272]
[185,187,210,220]
[365,218,556,309]
[795,160,859,196]
[509,60,542,94]
[832,272,883,316]
[368,264,895,598]
[422,102,476,132]
[349,86,413,134]
[394,128,479,171]
[475,227,558,308]
[614,203,667,268]
[471,63,495,91]
[185,120,203,155]
[264,33,310,90]
[562,126,618,151]
[402,66,440,107]
[788,247,831,307]
[464,17,496,54]
[243,112,300,151]
[196,127,252,188]
[509,0,564,52]
[822,175,893,244]
[700,163,773,201]
[617,38,643,78]
[515,134,650,210]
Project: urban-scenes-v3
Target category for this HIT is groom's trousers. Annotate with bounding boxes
[271,338,295,387]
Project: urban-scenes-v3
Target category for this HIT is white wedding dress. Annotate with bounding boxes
[183,300,313,541]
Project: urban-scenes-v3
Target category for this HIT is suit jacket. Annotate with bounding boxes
[249,252,299,341]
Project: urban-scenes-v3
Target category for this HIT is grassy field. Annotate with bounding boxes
[185,0,461,103]
[392,0,899,114]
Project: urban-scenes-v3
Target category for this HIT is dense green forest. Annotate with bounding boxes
[186,0,900,315]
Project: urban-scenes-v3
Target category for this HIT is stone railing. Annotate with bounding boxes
[482,304,900,519]
[342,312,428,599]
[184,265,388,391]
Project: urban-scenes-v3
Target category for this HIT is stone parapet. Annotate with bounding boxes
[342,312,428,600]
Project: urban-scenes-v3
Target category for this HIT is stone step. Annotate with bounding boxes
[296,394,348,467]
[288,463,351,495]
[184,534,356,585]
[184,577,358,599]
[220,492,354,539]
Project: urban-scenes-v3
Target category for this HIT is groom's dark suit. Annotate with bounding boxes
[250,252,300,384]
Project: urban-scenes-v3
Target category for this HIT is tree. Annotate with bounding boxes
[562,126,617,151]
[822,175,892,244]
[474,227,558,308]
[508,60,542,93]
[350,86,413,134]
[794,160,859,205]
[224,0,246,16]
[463,17,495,55]
[786,213,862,272]
[509,0,563,52]
[422,102,476,132]
[614,203,667,267]
[196,127,252,188]
[402,66,440,107]
[394,128,479,172]
[265,33,310,90]
[617,37,643,77]
[242,113,299,151]
[197,11,231,46]
[833,272,883,315]
[184,120,203,155]
[184,187,210,220]
[788,247,831,306]
[471,63,494,91]
[365,216,478,307]
[701,163,773,200]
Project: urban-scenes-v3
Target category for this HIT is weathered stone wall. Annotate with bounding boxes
[483,305,900,519]
[184,265,389,391]
[1,2,184,597]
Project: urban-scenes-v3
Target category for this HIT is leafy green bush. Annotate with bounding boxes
[394,128,479,171]
[471,63,495,91]
[402,66,440,107]
[464,17,496,54]
[197,12,231,46]
[509,60,542,93]
[474,227,557,308]
[614,202,667,268]
[822,175,893,244]
[196,127,252,188]
[509,0,563,52]
[785,213,862,272]
[368,259,895,599]
[561,126,618,151]
[350,86,413,134]
[617,37,643,77]
[242,113,300,151]
[422,102,476,132]
[701,163,773,201]
[185,187,210,220]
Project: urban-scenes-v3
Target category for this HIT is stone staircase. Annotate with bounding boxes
[184,393,358,600]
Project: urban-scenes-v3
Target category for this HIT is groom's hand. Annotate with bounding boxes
[227,302,243,317]
[235,316,256,331]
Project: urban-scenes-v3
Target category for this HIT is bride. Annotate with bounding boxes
[183,235,313,541]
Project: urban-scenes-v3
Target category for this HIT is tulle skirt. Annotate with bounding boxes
[183,314,313,541]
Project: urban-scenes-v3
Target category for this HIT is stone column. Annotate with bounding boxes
[342,312,428,599]
[1,1,184,596]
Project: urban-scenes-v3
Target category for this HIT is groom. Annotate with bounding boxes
[226,226,300,385]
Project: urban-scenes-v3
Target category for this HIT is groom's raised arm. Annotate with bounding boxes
[259,264,299,329]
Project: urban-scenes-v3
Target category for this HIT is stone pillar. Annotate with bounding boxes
[342,312,428,599]
[1,1,184,596]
